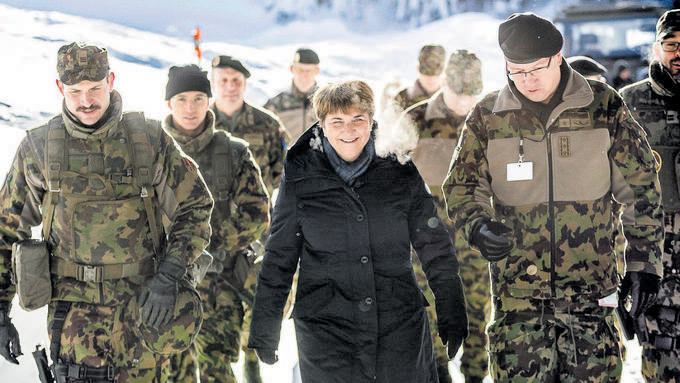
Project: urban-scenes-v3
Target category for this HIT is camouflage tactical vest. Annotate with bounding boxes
[40,112,162,271]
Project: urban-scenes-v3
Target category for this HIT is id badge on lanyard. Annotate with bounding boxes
[507,138,533,182]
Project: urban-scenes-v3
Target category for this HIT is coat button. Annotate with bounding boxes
[356,214,364,222]
[527,265,538,275]
[360,256,369,264]
[359,297,373,312]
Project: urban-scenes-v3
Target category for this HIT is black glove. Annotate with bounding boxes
[470,219,514,262]
[432,276,468,360]
[138,259,186,328]
[255,348,278,365]
[0,302,21,364]
[620,271,660,318]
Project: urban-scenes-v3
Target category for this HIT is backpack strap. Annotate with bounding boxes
[122,112,162,258]
[43,117,67,240]
[212,132,233,202]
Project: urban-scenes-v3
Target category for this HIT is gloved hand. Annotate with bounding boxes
[255,348,278,365]
[620,271,660,317]
[0,302,22,364]
[470,219,514,261]
[138,258,186,328]
[433,276,468,360]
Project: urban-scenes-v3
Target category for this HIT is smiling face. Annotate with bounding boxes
[322,106,372,162]
[168,91,210,133]
[507,53,562,104]
[57,73,114,126]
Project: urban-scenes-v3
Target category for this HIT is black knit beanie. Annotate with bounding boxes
[165,64,212,101]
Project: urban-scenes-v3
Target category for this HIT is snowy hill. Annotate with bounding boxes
[0,2,646,382]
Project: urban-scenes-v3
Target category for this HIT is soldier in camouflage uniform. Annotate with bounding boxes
[403,50,488,383]
[161,65,270,383]
[444,14,664,382]
[620,9,680,382]
[392,44,446,112]
[0,43,213,382]
[264,48,321,147]
[211,55,285,195]
[210,55,285,383]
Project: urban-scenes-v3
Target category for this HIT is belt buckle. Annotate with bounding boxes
[82,266,99,282]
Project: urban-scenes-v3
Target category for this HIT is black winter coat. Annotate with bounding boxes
[249,123,467,383]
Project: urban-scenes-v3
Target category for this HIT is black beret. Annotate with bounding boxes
[498,12,563,64]
[165,64,212,101]
[294,48,320,64]
[211,55,251,78]
[566,56,608,77]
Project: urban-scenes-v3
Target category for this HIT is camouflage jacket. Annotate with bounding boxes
[0,90,213,305]
[444,68,664,301]
[404,90,466,187]
[211,102,285,193]
[164,110,269,255]
[620,61,680,337]
[393,79,438,111]
[264,81,318,147]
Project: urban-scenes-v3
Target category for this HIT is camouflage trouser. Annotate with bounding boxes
[642,346,680,382]
[488,297,622,383]
[168,287,243,383]
[429,189,491,382]
[241,260,263,383]
[48,300,168,383]
[456,240,491,382]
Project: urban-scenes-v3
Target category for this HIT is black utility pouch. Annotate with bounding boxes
[11,239,52,311]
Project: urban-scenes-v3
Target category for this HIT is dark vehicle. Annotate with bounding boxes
[554,1,667,84]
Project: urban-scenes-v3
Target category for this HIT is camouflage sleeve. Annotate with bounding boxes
[154,130,213,268]
[264,118,285,192]
[393,88,409,111]
[610,99,664,277]
[225,147,270,252]
[442,107,494,244]
[0,136,45,302]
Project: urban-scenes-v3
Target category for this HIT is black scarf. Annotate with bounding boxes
[649,60,680,98]
[322,134,375,185]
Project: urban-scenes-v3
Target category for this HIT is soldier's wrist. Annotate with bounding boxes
[0,301,11,325]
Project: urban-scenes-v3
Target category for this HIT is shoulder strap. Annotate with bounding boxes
[122,112,162,258]
[42,117,67,240]
[212,132,233,202]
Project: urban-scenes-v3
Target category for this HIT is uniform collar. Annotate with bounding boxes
[164,109,216,155]
[62,90,123,140]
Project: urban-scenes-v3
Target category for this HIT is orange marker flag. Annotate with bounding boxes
[193,27,202,64]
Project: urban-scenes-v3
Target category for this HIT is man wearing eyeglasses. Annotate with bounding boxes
[620,9,680,383]
[444,12,663,382]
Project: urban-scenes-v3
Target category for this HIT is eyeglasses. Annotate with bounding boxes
[507,57,552,81]
[660,41,680,52]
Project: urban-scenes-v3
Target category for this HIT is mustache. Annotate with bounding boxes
[76,105,101,112]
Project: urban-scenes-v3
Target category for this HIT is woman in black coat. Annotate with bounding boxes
[248,80,468,383]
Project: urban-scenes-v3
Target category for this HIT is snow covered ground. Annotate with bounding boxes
[0,2,648,382]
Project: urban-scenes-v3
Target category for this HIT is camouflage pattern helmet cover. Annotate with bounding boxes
[418,44,447,76]
[445,49,483,96]
[134,278,203,355]
[656,9,680,41]
[57,42,110,85]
